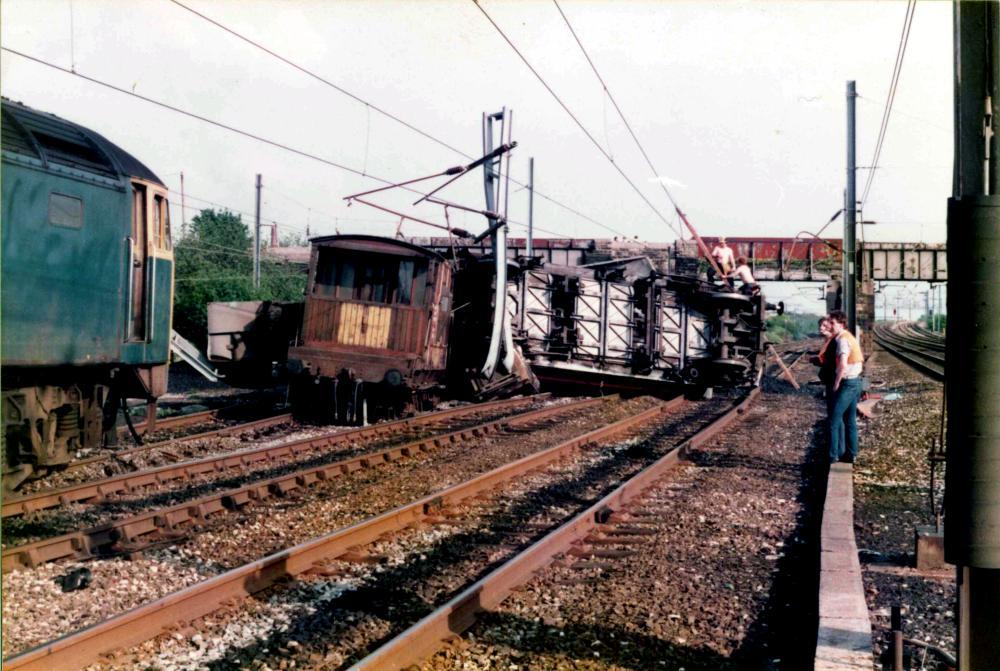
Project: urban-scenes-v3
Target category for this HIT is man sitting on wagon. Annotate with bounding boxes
[729,256,759,295]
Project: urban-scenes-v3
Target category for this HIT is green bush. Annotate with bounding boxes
[765,313,825,344]
[173,209,306,344]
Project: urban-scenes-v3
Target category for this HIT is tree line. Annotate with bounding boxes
[173,209,307,343]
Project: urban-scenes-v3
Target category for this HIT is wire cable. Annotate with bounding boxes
[4,48,585,241]
[165,0,619,236]
[473,1,679,240]
[860,0,916,210]
[551,0,686,240]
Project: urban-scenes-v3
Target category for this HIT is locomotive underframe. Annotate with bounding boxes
[1,363,167,492]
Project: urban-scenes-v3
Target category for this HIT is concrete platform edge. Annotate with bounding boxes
[814,462,874,670]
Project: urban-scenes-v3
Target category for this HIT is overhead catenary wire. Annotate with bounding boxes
[550,0,689,241]
[859,0,916,210]
[178,186,570,241]
[472,1,682,241]
[2,47,518,240]
[165,0,622,238]
[545,0,734,286]
[3,52,608,243]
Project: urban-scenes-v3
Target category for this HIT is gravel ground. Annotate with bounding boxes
[16,417,304,495]
[1,397,659,659]
[84,394,733,670]
[419,361,827,671]
[853,347,955,670]
[1,556,214,658]
[2,400,557,547]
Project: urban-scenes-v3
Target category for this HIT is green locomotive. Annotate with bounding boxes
[1,98,174,491]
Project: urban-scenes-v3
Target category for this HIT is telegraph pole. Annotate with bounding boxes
[180,171,187,237]
[527,157,535,257]
[254,173,262,289]
[945,2,1000,669]
[845,80,858,333]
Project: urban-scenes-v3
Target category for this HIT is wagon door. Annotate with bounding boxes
[127,183,149,341]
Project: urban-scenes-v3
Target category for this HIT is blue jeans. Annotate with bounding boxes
[826,385,845,460]
[829,377,861,462]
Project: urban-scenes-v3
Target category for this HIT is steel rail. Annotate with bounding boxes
[119,407,220,436]
[351,388,759,670]
[1,396,541,518]
[1,396,598,572]
[873,327,945,363]
[873,326,945,381]
[79,413,295,474]
[2,397,681,671]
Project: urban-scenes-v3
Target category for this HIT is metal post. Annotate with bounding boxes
[527,157,535,257]
[945,3,1000,670]
[254,173,262,289]
[180,171,187,238]
[845,81,858,334]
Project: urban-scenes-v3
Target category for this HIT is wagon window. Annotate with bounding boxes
[49,192,83,229]
[396,260,414,305]
[314,248,428,306]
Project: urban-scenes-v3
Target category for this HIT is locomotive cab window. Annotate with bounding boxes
[153,194,171,250]
[48,192,83,229]
[314,248,428,306]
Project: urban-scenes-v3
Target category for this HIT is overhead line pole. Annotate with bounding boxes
[845,81,858,334]
[180,171,187,237]
[527,157,534,257]
[945,2,1000,669]
[254,173,262,289]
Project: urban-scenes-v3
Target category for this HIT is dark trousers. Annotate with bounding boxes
[829,377,861,461]
[825,384,845,459]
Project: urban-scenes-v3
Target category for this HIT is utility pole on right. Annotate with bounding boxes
[944,1,1000,669]
[844,80,858,334]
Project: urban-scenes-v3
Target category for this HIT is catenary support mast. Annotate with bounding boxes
[845,80,858,333]
[944,2,1000,669]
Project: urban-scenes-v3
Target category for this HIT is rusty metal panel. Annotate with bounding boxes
[936,251,948,280]
[524,271,552,346]
[919,251,935,279]
[423,262,451,370]
[657,298,682,363]
[573,278,602,358]
[886,250,902,279]
[606,283,633,362]
[870,250,887,280]
[903,250,920,279]
[686,312,712,359]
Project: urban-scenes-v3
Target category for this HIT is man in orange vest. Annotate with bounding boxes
[828,310,864,463]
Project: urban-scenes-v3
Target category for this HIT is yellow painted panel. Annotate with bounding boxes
[337,303,362,345]
[365,305,391,349]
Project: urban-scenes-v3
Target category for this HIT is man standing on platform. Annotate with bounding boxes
[828,310,864,463]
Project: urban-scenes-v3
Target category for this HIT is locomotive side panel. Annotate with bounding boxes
[0,161,128,367]
[1,98,174,490]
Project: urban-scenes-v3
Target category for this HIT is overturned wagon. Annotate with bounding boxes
[515,254,765,393]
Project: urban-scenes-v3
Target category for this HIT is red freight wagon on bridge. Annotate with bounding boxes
[698,237,843,282]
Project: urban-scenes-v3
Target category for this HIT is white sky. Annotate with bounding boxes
[2,0,953,313]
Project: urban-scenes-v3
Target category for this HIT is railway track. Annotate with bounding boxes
[1,395,592,571]
[2,397,543,519]
[2,390,757,670]
[872,322,945,380]
[48,412,297,484]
